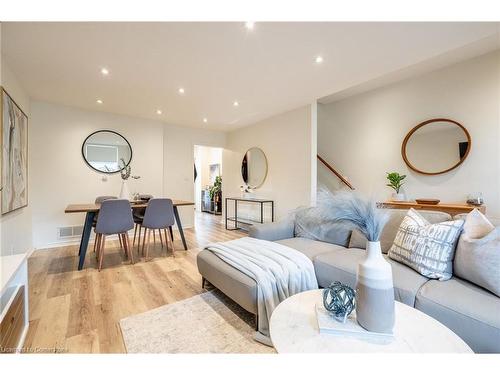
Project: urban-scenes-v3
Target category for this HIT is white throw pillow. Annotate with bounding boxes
[463,209,494,239]
[388,209,464,281]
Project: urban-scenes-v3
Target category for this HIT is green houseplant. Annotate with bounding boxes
[209,176,222,212]
[386,172,406,201]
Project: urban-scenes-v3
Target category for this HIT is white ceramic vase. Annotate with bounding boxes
[391,192,405,201]
[119,180,131,200]
[355,241,395,333]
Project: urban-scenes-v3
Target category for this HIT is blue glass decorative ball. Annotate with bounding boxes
[323,281,356,320]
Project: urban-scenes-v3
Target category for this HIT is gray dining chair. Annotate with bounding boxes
[140,198,176,259]
[132,194,157,251]
[93,196,117,253]
[95,199,135,271]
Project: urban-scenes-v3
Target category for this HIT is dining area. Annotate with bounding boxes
[65,130,195,271]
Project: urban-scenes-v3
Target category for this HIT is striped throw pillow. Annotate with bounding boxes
[388,209,464,281]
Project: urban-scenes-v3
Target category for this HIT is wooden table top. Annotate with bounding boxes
[65,200,194,213]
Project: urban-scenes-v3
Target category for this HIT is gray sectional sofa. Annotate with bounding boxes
[196,209,500,353]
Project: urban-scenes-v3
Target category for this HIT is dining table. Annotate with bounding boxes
[65,199,195,270]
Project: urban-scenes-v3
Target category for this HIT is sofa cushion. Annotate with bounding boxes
[388,209,464,281]
[415,278,500,353]
[386,257,430,306]
[313,247,366,288]
[454,228,500,297]
[350,209,452,253]
[314,248,430,306]
[276,237,339,260]
[294,206,351,247]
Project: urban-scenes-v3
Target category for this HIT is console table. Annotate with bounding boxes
[378,201,485,216]
[225,197,274,231]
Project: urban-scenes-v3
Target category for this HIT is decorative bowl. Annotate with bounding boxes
[415,198,440,205]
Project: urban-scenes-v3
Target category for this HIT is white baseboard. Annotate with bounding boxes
[35,225,193,251]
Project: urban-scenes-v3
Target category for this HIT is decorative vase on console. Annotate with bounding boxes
[118,158,140,200]
[323,190,395,333]
[240,184,254,199]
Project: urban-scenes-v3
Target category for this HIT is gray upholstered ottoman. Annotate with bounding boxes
[197,250,259,318]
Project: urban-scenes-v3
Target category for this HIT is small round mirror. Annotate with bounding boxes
[402,119,471,175]
[82,130,132,174]
[241,147,268,188]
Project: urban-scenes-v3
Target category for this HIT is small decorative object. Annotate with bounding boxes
[326,191,395,334]
[386,172,406,201]
[415,198,440,205]
[322,281,356,323]
[240,184,254,198]
[467,192,484,206]
[119,158,140,200]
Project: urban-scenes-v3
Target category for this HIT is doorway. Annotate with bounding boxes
[194,145,223,217]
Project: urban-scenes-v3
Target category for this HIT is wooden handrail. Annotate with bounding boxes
[317,154,355,190]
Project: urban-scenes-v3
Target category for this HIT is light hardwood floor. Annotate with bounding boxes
[23,213,246,353]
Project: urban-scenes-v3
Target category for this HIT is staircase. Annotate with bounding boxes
[317,154,354,190]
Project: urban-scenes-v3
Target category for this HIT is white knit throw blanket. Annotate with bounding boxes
[205,237,318,346]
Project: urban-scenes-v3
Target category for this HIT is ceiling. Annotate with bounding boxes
[2,22,499,130]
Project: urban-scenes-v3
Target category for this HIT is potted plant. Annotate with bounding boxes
[386,172,406,201]
[209,176,222,212]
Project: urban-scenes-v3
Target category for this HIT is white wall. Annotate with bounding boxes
[1,58,33,256]
[318,51,500,218]
[30,101,226,248]
[163,125,226,227]
[223,104,316,222]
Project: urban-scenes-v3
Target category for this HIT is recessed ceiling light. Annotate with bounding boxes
[96,99,103,104]
[245,22,255,30]
[156,109,162,115]
[100,68,109,75]
[178,87,185,95]
[233,101,239,107]
[203,118,208,123]
[315,56,324,64]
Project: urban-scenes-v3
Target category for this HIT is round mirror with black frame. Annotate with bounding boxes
[241,147,268,189]
[82,130,133,174]
[402,118,471,175]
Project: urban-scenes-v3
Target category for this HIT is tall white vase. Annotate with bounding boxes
[119,180,131,200]
[356,241,395,333]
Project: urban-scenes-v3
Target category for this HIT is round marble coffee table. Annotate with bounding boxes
[269,289,472,353]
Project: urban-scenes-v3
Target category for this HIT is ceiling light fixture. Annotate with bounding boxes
[233,101,239,107]
[315,56,324,64]
[100,67,109,75]
[96,99,103,104]
[245,22,255,30]
[203,118,208,123]
[178,87,185,95]
[156,109,162,115]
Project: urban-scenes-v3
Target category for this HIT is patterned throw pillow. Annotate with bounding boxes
[388,209,464,280]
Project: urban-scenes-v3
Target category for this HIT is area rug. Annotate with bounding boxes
[119,289,276,353]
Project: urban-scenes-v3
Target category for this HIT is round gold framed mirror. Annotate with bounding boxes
[241,147,268,189]
[402,118,471,175]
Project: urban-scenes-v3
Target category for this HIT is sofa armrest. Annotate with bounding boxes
[248,219,295,241]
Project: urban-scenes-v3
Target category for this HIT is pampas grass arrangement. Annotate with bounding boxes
[308,188,388,242]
